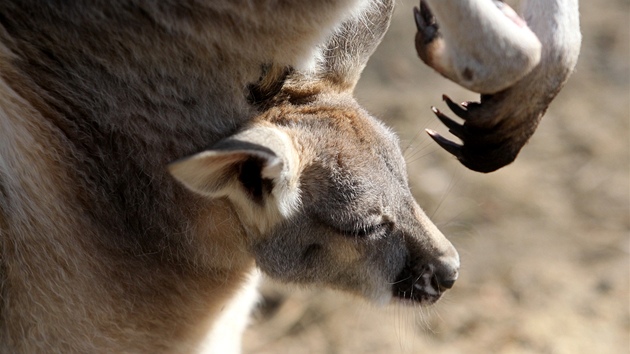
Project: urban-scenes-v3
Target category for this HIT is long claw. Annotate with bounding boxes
[431,106,466,139]
[420,0,436,25]
[413,7,425,31]
[442,95,469,119]
[414,1,439,44]
[426,129,463,158]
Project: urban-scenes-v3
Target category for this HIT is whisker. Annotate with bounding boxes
[430,169,463,219]
[387,274,412,285]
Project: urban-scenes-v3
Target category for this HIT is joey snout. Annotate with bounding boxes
[392,234,459,305]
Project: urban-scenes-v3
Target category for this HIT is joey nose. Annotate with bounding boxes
[434,272,457,291]
[392,250,460,304]
[433,256,459,292]
[437,279,455,291]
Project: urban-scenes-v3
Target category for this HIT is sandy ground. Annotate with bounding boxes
[243,1,630,353]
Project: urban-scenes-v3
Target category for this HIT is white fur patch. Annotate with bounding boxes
[198,270,261,354]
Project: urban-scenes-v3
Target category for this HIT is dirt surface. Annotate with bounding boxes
[244,1,630,353]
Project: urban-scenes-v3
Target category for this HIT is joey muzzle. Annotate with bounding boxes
[392,253,459,304]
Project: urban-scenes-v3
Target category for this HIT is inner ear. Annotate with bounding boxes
[169,124,294,203]
[239,155,276,204]
[168,146,281,201]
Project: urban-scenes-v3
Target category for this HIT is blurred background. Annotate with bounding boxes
[244,1,630,353]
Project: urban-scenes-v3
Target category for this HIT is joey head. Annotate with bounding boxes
[170,90,460,306]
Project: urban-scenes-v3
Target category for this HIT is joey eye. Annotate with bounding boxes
[339,222,392,238]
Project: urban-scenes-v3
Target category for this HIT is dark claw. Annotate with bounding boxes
[419,0,436,26]
[414,1,439,44]
[431,106,466,140]
[442,95,469,119]
[413,7,424,31]
[426,129,463,158]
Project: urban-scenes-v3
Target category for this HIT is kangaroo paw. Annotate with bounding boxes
[427,94,542,173]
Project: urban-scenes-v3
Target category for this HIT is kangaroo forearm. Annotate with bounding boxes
[422,0,542,93]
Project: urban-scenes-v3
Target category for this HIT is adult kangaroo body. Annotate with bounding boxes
[0,1,381,351]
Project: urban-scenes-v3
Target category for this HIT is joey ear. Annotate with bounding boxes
[168,143,282,202]
[169,125,297,204]
[319,0,394,91]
